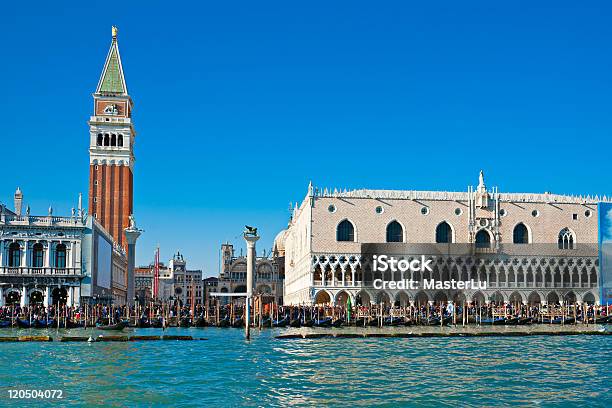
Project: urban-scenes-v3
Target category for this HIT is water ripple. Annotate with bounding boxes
[0,328,610,406]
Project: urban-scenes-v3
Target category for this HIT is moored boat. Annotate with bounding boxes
[383,316,404,326]
[16,319,32,329]
[96,320,127,331]
[232,317,244,328]
[136,318,151,328]
[272,316,289,328]
[504,317,520,325]
[313,317,333,327]
[34,319,55,329]
[331,319,344,328]
[478,317,506,325]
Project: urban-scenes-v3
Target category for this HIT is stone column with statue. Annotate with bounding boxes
[124,214,143,306]
[243,225,260,340]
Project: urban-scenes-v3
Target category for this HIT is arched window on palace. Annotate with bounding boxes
[513,223,529,244]
[111,134,117,146]
[558,228,574,250]
[32,243,44,268]
[336,220,355,242]
[8,243,21,267]
[435,222,453,243]
[118,134,124,147]
[386,221,403,242]
[475,229,491,248]
[104,134,110,146]
[55,244,67,268]
[97,134,103,146]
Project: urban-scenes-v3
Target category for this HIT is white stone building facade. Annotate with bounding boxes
[281,173,606,306]
[0,189,85,307]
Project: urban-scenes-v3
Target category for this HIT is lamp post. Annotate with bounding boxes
[243,226,260,340]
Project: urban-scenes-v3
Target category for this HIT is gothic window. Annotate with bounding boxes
[475,229,491,248]
[55,244,67,268]
[513,223,529,244]
[32,243,44,268]
[111,134,117,146]
[118,134,124,147]
[104,134,110,146]
[386,221,403,242]
[558,228,574,250]
[97,134,103,146]
[336,220,355,242]
[435,221,453,243]
[8,243,20,267]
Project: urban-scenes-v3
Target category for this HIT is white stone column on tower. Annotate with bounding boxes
[124,215,143,306]
[0,287,4,307]
[0,241,4,266]
[243,228,260,340]
[45,286,51,307]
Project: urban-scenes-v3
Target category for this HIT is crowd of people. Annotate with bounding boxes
[0,300,610,327]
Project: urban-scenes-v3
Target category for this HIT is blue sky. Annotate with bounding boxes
[2,2,611,276]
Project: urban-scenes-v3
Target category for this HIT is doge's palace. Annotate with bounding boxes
[279,172,608,306]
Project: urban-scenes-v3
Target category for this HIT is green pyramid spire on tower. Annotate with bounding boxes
[96,26,128,95]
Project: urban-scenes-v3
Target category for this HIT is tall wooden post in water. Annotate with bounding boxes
[243,227,260,340]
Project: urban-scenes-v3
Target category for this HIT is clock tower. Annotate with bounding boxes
[88,26,135,250]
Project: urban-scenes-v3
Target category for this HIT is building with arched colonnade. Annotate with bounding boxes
[279,172,608,306]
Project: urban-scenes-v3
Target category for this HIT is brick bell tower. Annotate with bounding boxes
[88,26,135,251]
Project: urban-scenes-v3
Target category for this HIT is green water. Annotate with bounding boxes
[0,327,610,407]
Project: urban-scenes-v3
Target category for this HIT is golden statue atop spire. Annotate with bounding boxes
[112,26,118,39]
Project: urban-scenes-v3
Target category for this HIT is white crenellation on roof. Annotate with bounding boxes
[313,187,611,204]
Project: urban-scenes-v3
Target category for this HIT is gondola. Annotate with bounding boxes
[551,317,575,325]
[517,317,532,325]
[259,317,271,327]
[232,317,244,328]
[136,318,151,328]
[587,316,609,324]
[353,317,366,327]
[425,316,452,326]
[403,318,414,326]
[504,317,520,325]
[313,317,333,327]
[179,317,191,328]
[367,317,380,327]
[383,316,404,326]
[273,316,290,328]
[66,319,84,329]
[302,319,314,328]
[217,317,231,328]
[34,319,55,329]
[96,320,127,331]
[16,319,32,329]
[331,319,344,328]
[194,317,209,327]
[289,318,302,328]
[0,320,12,328]
[478,317,506,325]
[151,318,164,328]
